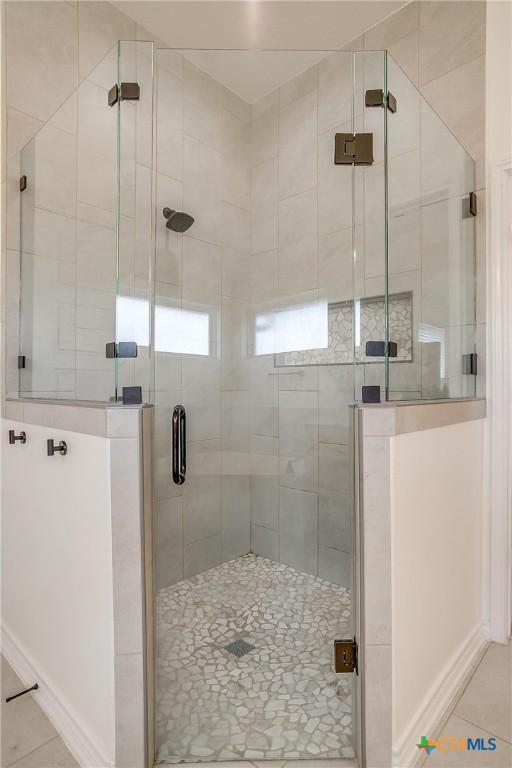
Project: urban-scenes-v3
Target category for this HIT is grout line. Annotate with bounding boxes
[450,712,512,746]
[419,51,486,90]
[6,736,63,768]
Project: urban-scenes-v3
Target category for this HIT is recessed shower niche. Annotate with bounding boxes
[263,292,414,367]
[16,38,477,767]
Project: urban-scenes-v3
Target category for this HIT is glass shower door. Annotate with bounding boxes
[151,47,369,765]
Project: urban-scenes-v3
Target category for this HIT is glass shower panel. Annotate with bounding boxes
[18,45,120,400]
[386,54,476,400]
[116,41,155,404]
[352,51,388,403]
[153,48,363,764]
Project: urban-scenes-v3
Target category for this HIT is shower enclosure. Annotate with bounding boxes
[15,40,477,767]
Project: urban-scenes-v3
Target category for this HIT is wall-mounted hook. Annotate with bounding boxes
[9,430,26,445]
[47,439,67,456]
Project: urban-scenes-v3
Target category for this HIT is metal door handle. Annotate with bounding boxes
[172,405,186,485]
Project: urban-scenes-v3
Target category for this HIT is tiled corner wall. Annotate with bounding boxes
[2,0,487,590]
[247,57,355,587]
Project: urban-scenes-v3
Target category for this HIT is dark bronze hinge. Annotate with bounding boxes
[366,340,398,358]
[462,352,478,375]
[122,386,142,405]
[105,341,138,359]
[462,191,477,218]
[365,89,397,113]
[334,133,373,166]
[334,638,358,674]
[108,82,140,107]
[362,385,381,403]
[19,175,27,191]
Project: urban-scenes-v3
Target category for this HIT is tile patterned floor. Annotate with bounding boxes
[155,554,354,763]
[1,656,77,767]
[425,641,512,767]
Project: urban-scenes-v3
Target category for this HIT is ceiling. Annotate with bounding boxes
[113,1,408,103]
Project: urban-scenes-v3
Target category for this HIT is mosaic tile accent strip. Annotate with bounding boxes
[276,291,413,366]
[156,554,353,763]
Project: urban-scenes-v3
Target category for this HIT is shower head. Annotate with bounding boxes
[163,207,195,233]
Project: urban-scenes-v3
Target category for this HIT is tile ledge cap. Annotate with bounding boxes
[361,398,486,436]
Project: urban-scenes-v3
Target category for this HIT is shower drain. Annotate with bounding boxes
[224,639,255,658]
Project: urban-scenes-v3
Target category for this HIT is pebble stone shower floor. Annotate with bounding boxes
[155,554,353,763]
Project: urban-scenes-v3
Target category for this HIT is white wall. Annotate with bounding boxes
[390,418,486,757]
[1,419,116,766]
[486,0,512,170]
[485,0,512,642]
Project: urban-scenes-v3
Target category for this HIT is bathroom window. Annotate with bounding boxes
[117,295,211,356]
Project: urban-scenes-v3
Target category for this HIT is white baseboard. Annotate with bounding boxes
[393,622,490,768]
[2,624,112,768]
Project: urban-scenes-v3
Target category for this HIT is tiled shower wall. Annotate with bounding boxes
[1,2,487,588]
[1,0,487,405]
[153,50,253,587]
[247,58,355,587]
[155,52,355,590]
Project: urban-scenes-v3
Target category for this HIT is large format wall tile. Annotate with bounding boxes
[183,136,223,246]
[318,545,352,587]
[278,389,318,493]
[250,248,278,303]
[221,203,250,300]
[318,53,353,134]
[421,196,476,328]
[279,486,318,575]
[155,174,183,286]
[318,126,353,236]
[278,89,317,200]
[318,228,352,303]
[78,0,135,80]
[183,439,222,545]
[184,59,223,151]
[388,151,421,275]
[250,434,279,530]
[364,1,419,50]
[6,109,43,160]
[251,158,278,255]
[77,80,117,213]
[182,236,221,305]
[250,523,279,561]
[280,65,317,109]
[156,65,184,183]
[184,534,222,579]
[278,188,318,295]
[222,475,250,561]
[420,55,485,168]
[6,1,78,123]
[30,127,77,218]
[419,0,486,86]
[251,97,278,167]
[222,109,250,212]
